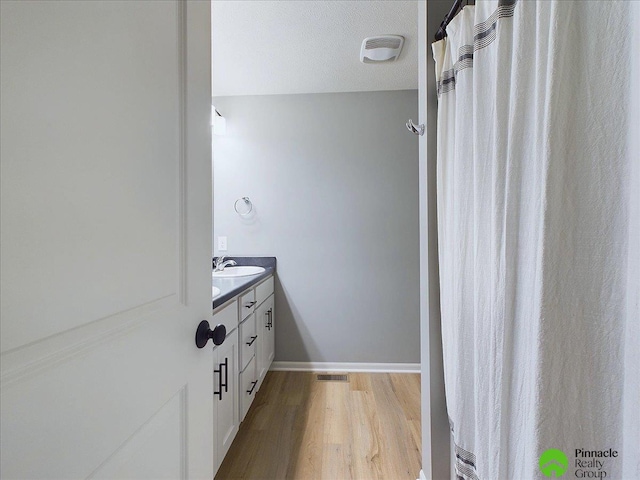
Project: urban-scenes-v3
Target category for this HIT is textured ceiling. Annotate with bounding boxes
[212,0,418,97]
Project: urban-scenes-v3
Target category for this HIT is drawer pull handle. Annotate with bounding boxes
[214,357,228,400]
[265,308,273,330]
[246,335,258,346]
[245,301,257,308]
[222,357,229,393]
[246,380,258,395]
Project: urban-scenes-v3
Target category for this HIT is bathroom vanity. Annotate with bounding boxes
[209,257,276,473]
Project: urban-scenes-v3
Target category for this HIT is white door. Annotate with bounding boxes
[0,1,214,479]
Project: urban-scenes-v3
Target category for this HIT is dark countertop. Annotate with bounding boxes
[212,257,276,310]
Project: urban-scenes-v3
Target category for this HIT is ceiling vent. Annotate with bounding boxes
[360,35,405,63]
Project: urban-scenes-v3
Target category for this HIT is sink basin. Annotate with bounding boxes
[212,266,266,278]
[212,286,221,298]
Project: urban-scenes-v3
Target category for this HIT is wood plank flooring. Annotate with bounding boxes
[215,371,421,480]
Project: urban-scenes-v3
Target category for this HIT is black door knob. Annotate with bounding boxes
[195,320,226,348]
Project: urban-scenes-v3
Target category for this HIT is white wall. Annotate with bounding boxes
[213,90,420,364]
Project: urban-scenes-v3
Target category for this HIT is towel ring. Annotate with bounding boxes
[234,197,253,216]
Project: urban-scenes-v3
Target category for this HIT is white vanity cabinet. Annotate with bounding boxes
[211,300,239,473]
[211,273,275,477]
[214,329,238,465]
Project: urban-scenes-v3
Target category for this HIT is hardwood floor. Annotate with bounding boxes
[215,371,421,480]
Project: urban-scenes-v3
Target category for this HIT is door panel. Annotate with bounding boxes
[0,1,213,478]
[90,389,187,480]
[0,0,182,352]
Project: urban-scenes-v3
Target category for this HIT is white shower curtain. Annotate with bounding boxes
[433,1,639,479]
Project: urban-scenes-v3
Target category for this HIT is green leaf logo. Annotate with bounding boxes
[539,449,568,477]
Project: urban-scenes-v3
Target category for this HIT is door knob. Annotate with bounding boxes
[195,320,226,348]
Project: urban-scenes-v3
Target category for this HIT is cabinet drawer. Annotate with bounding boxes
[239,356,258,422]
[255,275,274,307]
[238,289,256,321]
[239,314,257,372]
[213,299,238,335]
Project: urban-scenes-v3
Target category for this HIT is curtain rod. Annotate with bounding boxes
[434,0,465,41]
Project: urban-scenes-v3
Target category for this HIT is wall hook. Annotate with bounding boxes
[406,119,425,136]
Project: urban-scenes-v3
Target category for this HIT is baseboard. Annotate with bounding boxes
[270,361,420,373]
[418,469,427,480]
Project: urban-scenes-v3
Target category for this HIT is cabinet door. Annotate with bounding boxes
[214,332,238,469]
[255,299,268,385]
[256,294,275,387]
[264,295,275,370]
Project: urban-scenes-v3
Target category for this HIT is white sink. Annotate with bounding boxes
[212,286,221,298]
[212,266,265,278]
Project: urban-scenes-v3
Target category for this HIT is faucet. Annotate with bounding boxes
[213,256,237,272]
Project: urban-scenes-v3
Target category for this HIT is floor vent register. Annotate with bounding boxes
[316,374,349,382]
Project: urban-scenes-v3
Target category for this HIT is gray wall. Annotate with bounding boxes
[213,90,419,363]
